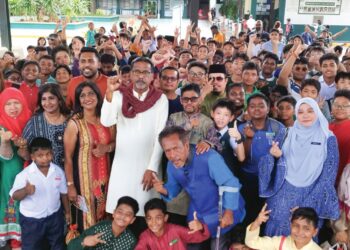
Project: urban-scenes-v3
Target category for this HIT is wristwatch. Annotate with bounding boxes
[67,181,74,187]
[235,138,243,144]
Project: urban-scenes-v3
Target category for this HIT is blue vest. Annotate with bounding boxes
[167,147,245,237]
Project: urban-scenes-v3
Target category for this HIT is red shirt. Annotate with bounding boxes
[135,223,210,250]
[66,74,108,109]
[19,82,39,113]
[329,119,350,185]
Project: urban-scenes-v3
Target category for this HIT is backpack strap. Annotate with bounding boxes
[279,236,286,250]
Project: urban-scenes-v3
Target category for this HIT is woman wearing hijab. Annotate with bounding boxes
[258,97,339,236]
[0,88,31,249]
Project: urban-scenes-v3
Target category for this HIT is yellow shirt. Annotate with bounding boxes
[245,224,322,250]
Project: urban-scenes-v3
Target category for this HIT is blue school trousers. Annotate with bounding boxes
[19,209,65,250]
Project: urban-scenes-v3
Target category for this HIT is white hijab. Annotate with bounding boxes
[283,97,333,187]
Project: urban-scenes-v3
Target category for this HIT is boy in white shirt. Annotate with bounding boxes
[10,137,69,250]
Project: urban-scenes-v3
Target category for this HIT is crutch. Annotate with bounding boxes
[215,186,239,250]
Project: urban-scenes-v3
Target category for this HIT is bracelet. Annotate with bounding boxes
[67,181,74,187]
[235,138,243,144]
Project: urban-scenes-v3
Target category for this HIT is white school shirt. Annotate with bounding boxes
[319,75,336,101]
[10,162,67,219]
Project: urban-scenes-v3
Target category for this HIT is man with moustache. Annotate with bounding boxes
[101,57,168,236]
[66,47,108,109]
[201,64,229,117]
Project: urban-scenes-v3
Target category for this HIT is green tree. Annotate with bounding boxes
[219,0,238,20]
[9,0,90,21]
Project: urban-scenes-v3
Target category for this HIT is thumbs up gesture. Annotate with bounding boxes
[152,173,168,195]
[188,211,203,234]
[269,141,282,158]
[25,181,35,196]
[228,120,241,140]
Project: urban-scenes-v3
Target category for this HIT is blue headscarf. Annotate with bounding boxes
[283,97,333,187]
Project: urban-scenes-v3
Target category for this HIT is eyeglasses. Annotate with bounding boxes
[209,76,225,82]
[131,69,152,77]
[161,76,178,82]
[188,71,205,78]
[294,66,308,71]
[181,96,199,103]
[332,104,350,110]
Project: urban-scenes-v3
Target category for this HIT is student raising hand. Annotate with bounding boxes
[188,212,203,234]
[250,204,272,231]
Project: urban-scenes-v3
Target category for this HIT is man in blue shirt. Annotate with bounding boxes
[153,126,245,250]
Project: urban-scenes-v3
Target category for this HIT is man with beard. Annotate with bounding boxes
[201,64,228,117]
[66,47,108,109]
[277,43,307,101]
[101,57,168,236]
[248,20,269,42]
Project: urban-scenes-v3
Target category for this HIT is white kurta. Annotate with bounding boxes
[101,90,168,215]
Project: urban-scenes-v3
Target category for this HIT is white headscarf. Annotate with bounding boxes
[283,97,333,187]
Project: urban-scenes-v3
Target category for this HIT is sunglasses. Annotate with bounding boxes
[209,76,225,81]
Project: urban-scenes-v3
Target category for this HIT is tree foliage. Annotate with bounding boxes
[219,0,238,20]
[9,0,90,21]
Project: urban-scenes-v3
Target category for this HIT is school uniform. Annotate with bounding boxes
[216,126,241,177]
[10,162,67,250]
[245,224,321,250]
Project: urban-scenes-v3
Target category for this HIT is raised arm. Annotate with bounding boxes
[277,44,304,87]
[332,27,348,40]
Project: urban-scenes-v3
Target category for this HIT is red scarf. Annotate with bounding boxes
[0,87,32,137]
[119,84,162,118]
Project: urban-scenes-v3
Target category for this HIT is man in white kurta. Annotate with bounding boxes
[101,57,168,215]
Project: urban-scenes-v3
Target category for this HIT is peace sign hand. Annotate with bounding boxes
[255,204,271,225]
[82,233,106,247]
[270,141,282,158]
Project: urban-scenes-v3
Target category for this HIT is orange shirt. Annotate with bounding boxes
[214,32,225,46]
[66,74,108,109]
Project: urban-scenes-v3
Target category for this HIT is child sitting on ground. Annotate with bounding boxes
[10,137,70,250]
[245,204,321,250]
[135,198,210,250]
[68,196,138,250]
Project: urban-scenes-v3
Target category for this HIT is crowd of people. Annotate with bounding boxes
[1,14,350,250]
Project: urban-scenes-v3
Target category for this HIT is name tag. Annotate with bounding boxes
[311,142,321,145]
[55,177,62,181]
